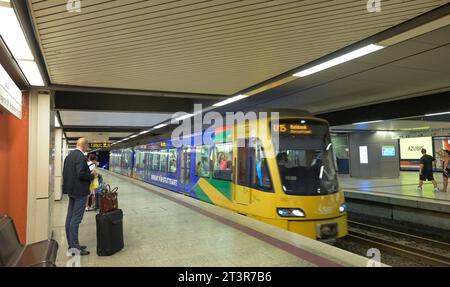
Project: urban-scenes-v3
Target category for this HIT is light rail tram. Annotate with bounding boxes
[110,109,348,240]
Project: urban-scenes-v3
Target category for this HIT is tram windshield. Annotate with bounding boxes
[272,119,339,196]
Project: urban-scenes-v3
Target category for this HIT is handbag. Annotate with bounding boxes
[100,184,119,214]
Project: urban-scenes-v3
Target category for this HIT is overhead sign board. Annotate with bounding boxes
[0,64,22,119]
[89,142,111,149]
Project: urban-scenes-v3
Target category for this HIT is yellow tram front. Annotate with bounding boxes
[237,115,348,240]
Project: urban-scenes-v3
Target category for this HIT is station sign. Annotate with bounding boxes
[89,142,111,149]
[0,64,22,119]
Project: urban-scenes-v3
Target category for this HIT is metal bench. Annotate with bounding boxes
[0,214,58,267]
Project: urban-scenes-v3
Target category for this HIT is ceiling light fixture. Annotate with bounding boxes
[174,114,194,121]
[139,130,151,135]
[352,120,383,125]
[213,94,249,107]
[16,60,44,86]
[293,44,384,77]
[0,5,45,86]
[55,115,60,128]
[154,123,168,129]
[424,111,450,117]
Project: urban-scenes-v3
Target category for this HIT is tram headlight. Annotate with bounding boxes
[339,203,348,213]
[277,208,305,217]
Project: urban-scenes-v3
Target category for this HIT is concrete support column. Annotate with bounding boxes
[27,90,55,243]
[54,128,63,201]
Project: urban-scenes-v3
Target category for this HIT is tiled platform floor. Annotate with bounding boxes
[52,171,367,267]
[339,172,450,202]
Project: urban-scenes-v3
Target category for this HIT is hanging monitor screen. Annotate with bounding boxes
[382,145,396,157]
[399,137,433,159]
[0,64,22,119]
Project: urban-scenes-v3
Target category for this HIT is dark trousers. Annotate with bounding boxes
[65,195,88,249]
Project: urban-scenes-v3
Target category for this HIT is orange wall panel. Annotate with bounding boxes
[0,92,29,243]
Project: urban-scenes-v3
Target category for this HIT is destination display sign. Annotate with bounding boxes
[89,142,111,149]
[271,119,328,136]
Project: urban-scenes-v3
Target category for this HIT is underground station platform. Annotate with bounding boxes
[0,0,450,274]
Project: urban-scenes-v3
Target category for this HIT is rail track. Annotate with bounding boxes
[346,220,450,267]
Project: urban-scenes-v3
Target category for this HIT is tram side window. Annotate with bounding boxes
[160,149,168,172]
[146,152,151,176]
[168,148,177,173]
[135,150,142,170]
[195,145,210,177]
[151,150,160,171]
[213,142,233,181]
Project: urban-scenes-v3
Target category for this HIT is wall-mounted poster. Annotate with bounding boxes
[359,146,368,164]
[399,137,433,159]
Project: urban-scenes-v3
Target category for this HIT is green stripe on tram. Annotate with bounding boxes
[207,179,232,200]
[192,185,213,204]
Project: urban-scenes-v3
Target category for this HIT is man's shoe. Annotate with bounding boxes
[68,245,87,251]
[67,248,90,256]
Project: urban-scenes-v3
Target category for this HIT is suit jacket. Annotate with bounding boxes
[62,149,94,197]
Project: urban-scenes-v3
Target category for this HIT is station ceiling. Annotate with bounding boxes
[60,110,172,127]
[331,117,450,132]
[29,0,448,95]
[17,1,450,143]
[221,24,450,115]
[65,131,131,143]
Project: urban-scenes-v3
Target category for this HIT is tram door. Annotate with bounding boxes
[179,146,191,193]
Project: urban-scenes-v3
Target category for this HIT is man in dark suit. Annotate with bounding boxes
[63,137,98,256]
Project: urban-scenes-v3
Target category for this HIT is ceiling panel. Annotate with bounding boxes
[60,111,172,127]
[242,24,450,114]
[28,0,449,95]
[332,119,450,131]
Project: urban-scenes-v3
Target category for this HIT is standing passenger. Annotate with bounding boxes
[86,153,98,211]
[417,149,440,192]
[439,149,450,192]
[63,138,97,256]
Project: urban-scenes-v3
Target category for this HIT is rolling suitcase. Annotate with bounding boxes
[94,190,103,210]
[96,209,124,256]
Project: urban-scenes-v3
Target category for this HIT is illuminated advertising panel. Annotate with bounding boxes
[399,137,433,159]
[359,146,368,164]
